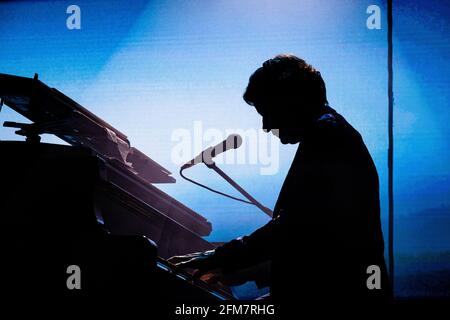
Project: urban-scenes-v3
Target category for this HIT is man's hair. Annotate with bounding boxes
[243,54,328,114]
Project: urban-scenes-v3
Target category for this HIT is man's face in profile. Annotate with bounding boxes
[244,55,327,145]
[258,102,304,145]
[269,127,303,144]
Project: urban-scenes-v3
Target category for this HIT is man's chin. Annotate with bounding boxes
[280,136,299,144]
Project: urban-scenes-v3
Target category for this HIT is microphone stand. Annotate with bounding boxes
[205,161,273,218]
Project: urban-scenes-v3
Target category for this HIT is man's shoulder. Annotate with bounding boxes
[303,109,363,155]
[315,109,360,140]
[317,112,339,126]
[310,110,345,140]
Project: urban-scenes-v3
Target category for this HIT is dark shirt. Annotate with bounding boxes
[213,106,390,303]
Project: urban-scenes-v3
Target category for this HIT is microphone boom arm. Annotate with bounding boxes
[205,162,273,218]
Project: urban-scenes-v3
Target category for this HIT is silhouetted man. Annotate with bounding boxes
[170,54,390,307]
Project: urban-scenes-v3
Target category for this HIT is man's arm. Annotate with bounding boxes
[169,214,286,277]
[170,119,343,277]
[213,214,285,273]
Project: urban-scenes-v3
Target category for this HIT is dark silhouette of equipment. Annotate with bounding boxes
[0,73,234,303]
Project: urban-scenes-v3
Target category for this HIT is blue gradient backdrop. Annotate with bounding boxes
[1,0,449,298]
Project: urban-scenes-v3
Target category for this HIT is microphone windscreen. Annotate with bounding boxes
[227,134,243,149]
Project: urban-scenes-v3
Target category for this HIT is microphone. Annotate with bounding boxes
[181,134,243,170]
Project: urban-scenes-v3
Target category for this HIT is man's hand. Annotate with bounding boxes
[168,250,248,286]
[199,268,249,286]
[168,250,218,278]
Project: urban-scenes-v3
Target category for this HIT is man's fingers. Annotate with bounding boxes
[202,274,220,285]
[197,269,223,285]
[192,268,209,279]
[167,256,189,265]
[167,252,205,265]
[176,258,204,270]
[168,250,217,276]
[167,257,179,264]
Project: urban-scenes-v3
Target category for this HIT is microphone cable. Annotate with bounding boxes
[179,167,254,205]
